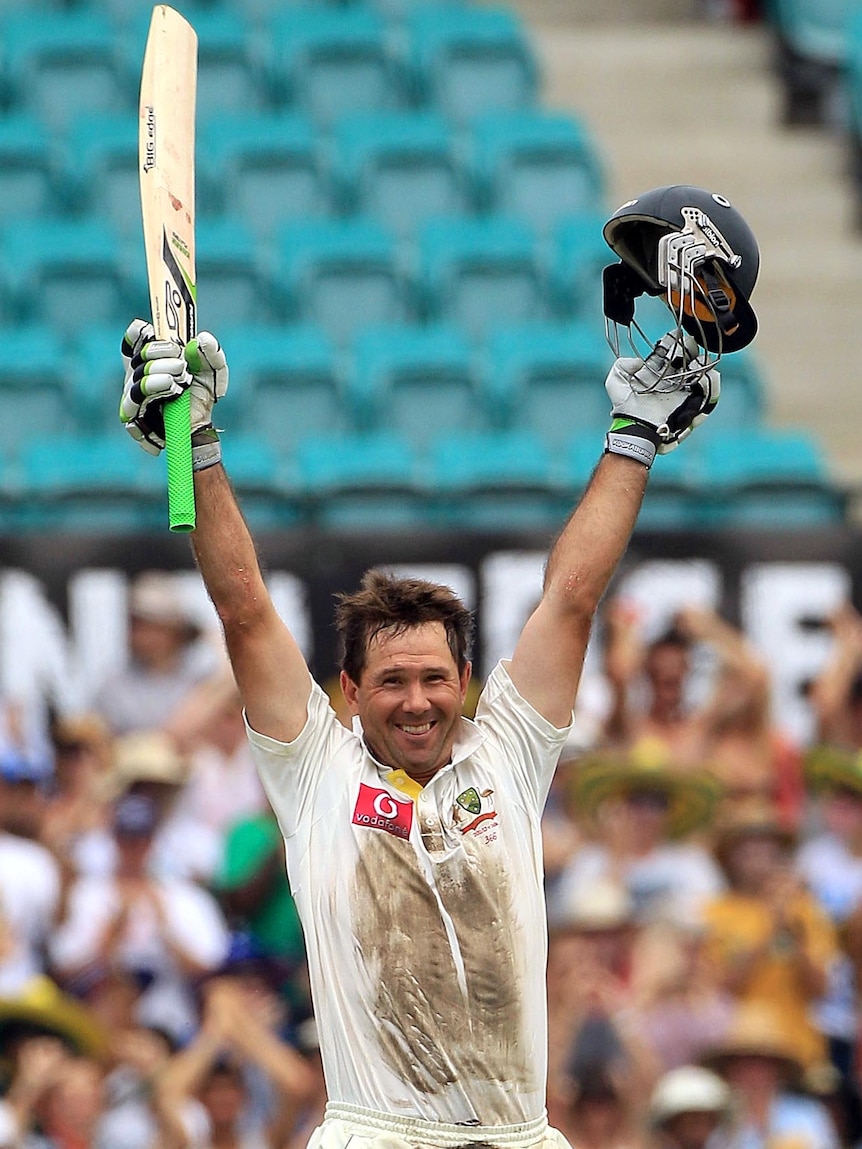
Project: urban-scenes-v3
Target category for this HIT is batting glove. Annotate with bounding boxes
[604,331,720,469]
[119,320,229,468]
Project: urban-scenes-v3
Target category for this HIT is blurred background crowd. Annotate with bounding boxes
[0,565,862,1149]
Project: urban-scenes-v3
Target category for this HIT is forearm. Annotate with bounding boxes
[190,464,272,636]
[544,454,648,617]
[157,1027,225,1104]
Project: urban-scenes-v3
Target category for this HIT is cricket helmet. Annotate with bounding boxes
[602,184,760,356]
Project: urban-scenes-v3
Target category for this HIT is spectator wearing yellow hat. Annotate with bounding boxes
[550,743,724,927]
[701,801,837,1072]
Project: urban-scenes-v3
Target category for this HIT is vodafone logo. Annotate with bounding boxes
[352,783,414,841]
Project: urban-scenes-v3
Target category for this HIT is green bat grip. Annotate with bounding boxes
[164,391,195,532]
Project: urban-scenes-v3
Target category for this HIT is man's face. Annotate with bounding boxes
[646,643,689,709]
[340,621,471,782]
[663,1110,723,1149]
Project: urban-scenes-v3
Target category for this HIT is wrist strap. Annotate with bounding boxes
[604,418,660,469]
[191,425,221,471]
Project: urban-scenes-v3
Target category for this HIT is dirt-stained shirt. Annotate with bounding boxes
[245,660,571,1127]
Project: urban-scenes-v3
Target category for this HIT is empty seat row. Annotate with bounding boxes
[0,425,844,536]
[0,213,613,341]
[0,5,539,128]
[0,314,770,462]
[0,108,606,240]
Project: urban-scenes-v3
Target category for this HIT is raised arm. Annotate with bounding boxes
[508,456,647,727]
[119,321,311,742]
[508,332,721,727]
[190,464,311,741]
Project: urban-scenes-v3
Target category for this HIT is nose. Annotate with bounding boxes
[402,678,430,714]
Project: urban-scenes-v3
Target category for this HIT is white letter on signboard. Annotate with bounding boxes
[741,563,850,744]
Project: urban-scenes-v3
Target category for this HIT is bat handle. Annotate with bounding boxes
[164,391,196,532]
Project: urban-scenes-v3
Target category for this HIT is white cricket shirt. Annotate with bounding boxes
[246,661,571,1127]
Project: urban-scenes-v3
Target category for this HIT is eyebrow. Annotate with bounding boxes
[370,663,453,681]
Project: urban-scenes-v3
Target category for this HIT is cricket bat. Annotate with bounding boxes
[139,4,198,533]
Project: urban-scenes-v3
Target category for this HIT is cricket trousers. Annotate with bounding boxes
[308,1104,574,1149]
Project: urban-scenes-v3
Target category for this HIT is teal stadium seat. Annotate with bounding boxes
[70,324,126,433]
[485,322,611,449]
[267,7,407,126]
[549,213,615,325]
[0,116,58,226]
[217,323,347,451]
[704,348,767,430]
[198,113,331,237]
[16,433,158,533]
[697,428,847,527]
[332,111,472,237]
[0,325,67,456]
[276,217,410,345]
[471,111,606,234]
[219,433,299,530]
[62,113,141,236]
[295,431,423,529]
[2,217,134,335]
[370,0,465,20]
[418,215,548,340]
[427,429,560,529]
[189,216,268,331]
[349,324,484,446]
[406,5,538,123]
[185,9,268,115]
[1,12,134,128]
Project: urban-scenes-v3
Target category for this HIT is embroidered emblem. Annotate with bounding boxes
[456,787,482,815]
[452,787,499,841]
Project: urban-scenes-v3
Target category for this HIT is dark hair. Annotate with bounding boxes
[647,625,692,656]
[335,570,473,684]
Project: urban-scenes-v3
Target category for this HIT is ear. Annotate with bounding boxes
[340,670,360,714]
[460,661,472,703]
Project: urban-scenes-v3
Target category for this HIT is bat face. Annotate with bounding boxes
[139,3,197,345]
[138,4,198,533]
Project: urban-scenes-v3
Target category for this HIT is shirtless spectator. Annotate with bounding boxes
[602,602,801,820]
[808,603,862,751]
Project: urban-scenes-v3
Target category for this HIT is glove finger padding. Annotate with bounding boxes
[185,331,229,433]
[119,320,191,455]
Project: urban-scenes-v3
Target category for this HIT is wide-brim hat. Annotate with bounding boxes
[0,976,108,1060]
[648,1066,732,1128]
[548,877,635,935]
[566,739,722,839]
[100,730,189,801]
[700,1003,804,1081]
[128,571,201,638]
[804,745,862,798]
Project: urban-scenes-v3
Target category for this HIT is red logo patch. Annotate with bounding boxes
[352,783,414,841]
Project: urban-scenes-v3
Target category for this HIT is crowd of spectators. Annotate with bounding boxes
[0,569,861,1149]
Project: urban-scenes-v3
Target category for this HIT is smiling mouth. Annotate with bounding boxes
[397,722,434,736]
